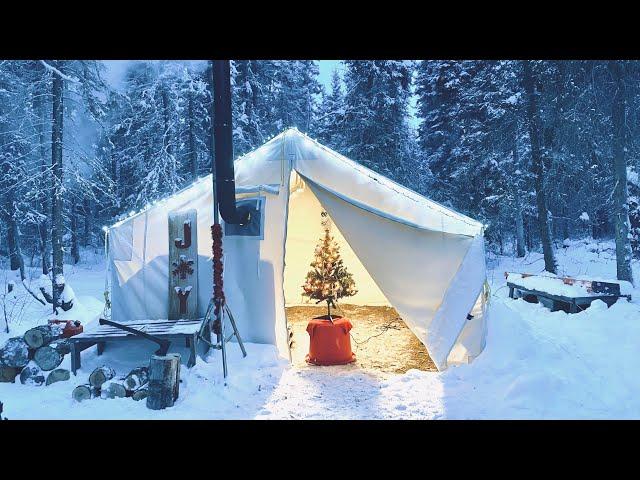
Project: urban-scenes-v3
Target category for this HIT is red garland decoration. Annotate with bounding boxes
[211,224,224,334]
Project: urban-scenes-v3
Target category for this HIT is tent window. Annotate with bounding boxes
[224,197,265,239]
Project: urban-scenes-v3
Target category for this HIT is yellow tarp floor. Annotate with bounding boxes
[286,305,437,374]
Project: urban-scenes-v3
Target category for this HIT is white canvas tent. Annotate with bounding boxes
[106,128,488,370]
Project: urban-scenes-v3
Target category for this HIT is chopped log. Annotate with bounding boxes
[33,345,63,371]
[0,365,21,383]
[100,380,127,399]
[168,353,180,402]
[132,386,148,401]
[24,325,60,349]
[72,384,93,402]
[45,368,70,386]
[89,365,116,388]
[0,337,30,368]
[20,362,46,386]
[50,338,71,356]
[146,354,180,410]
[123,366,149,392]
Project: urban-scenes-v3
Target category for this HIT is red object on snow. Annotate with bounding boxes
[48,319,83,338]
[305,316,356,366]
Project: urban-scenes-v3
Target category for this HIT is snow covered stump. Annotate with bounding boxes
[147,354,180,410]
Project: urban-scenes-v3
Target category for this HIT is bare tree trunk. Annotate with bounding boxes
[34,87,51,275]
[112,150,121,215]
[82,196,91,247]
[609,60,634,284]
[513,132,526,257]
[161,85,175,189]
[561,205,570,241]
[525,215,533,252]
[6,214,25,280]
[51,62,65,310]
[522,61,557,274]
[0,104,24,280]
[71,199,79,264]
[515,205,526,257]
[188,92,198,181]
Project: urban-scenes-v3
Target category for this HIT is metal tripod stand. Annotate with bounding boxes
[197,299,247,379]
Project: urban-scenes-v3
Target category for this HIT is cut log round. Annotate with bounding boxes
[168,353,180,402]
[101,380,127,399]
[132,386,148,401]
[24,325,59,349]
[50,339,71,356]
[0,337,30,368]
[45,368,70,386]
[89,366,116,388]
[72,384,93,402]
[33,346,63,371]
[0,365,21,383]
[147,354,180,410]
[20,362,46,386]
[123,366,149,392]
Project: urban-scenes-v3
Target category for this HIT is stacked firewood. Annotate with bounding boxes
[0,324,71,386]
[72,365,149,402]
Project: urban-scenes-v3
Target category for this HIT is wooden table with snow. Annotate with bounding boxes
[506,272,631,313]
[68,318,204,374]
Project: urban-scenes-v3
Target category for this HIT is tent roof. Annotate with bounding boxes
[235,128,483,237]
[110,128,483,237]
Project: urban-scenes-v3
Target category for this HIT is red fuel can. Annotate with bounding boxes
[305,316,356,366]
[48,319,83,338]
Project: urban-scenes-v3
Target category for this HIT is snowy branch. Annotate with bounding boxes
[40,60,80,84]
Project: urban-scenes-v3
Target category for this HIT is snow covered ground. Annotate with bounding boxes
[2,238,640,419]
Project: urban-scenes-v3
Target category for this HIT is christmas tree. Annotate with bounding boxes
[302,211,357,319]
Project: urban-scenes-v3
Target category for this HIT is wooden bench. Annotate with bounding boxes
[507,282,631,313]
[68,318,205,375]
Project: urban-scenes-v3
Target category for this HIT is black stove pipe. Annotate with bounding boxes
[212,60,251,225]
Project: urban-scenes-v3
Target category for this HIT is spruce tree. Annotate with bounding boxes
[341,60,415,185]
[314,68,346,150]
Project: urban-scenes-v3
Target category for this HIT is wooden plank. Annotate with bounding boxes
[92,318,202,327]
[81,318,202,333]
[70,335,193,345]
[77,323,201,336]
[74,333,187,342]
[75,320,202,337]
[81,325,201,336]
[168,209,198,320]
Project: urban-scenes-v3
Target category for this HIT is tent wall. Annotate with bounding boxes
[447,285,488,365]
[109,178,290,355]
[425,233,487,369]
[110,178,215,323]
[283,174,390,307]
[223,186,290,355]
